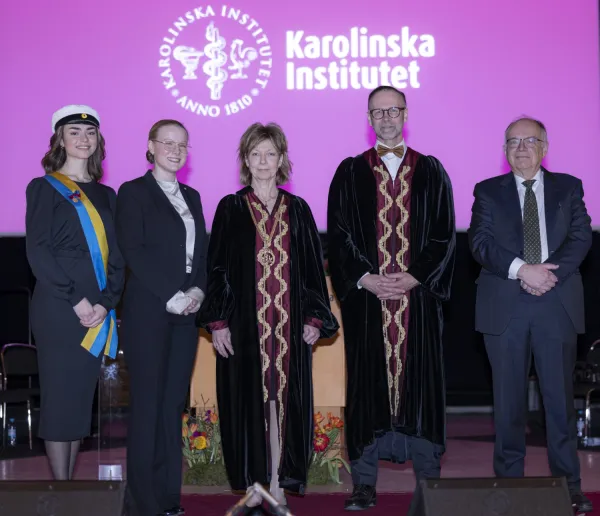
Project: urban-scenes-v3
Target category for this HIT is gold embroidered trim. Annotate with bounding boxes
[374,164,411,418]
[273,208,289,459]
[250,201,275,408]
[248,198,289,447]
[375,165,394,417]
[393,165,410,416]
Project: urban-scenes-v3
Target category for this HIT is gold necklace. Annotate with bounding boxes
[246,196,282,267]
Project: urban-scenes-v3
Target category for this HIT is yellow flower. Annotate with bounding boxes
[182,426,189,438]
[314,412,324,425]
[194,436,207,450]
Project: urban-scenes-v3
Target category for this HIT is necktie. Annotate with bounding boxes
[377,144,404,159]
[522,179,541,264]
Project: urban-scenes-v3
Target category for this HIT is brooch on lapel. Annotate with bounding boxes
[69,190,82,203]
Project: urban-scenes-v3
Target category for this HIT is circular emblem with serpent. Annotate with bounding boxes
[157,5,272,118]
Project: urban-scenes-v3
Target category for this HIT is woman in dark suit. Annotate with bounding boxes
[116,119,207,516]
[26,104,124,480]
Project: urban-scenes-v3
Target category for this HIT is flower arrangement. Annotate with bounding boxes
[182,403,228,485]
[308,411,350,484]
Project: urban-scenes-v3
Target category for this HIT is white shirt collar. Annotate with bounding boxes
[513,169,543,187]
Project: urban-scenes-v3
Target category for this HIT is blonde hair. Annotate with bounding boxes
[238,123,292,186]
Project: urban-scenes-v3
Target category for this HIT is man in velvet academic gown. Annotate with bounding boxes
[327,86,456,513]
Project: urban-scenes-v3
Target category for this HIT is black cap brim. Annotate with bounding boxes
[55,113,100,130]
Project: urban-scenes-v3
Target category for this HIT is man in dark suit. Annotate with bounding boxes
[468,116,593,513]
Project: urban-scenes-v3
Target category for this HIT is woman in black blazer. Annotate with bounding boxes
[116,119,207,516]
[26,104,124,480]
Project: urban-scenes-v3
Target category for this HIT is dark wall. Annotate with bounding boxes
[0,237,35,345]
[2,232,599,405]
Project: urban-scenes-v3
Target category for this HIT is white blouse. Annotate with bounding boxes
[156,179,195,273]
[156,179,204,314]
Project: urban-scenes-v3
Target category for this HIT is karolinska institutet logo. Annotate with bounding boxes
[158,5,272,117]
[285,27,435,90]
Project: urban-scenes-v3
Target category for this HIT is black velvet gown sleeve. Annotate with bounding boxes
[197,195,236,329]
[407,156,456,301]
[327,157,374,301]
[98,186,125,311]
[296,199,339,339]
[25,178,86,305]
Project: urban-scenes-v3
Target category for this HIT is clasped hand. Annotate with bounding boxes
[73,298,107,328]
[359,272,419,300]
[517,263,559,296]
[182,297,200,316]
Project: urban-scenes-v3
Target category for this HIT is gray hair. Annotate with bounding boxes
[504,116,548,143]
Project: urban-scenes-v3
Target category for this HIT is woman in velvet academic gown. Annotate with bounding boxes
[198,123,338,509]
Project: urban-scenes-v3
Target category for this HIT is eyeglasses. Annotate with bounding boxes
[369,107,406,120]
[152,140,191,152]
[505,137,545,149]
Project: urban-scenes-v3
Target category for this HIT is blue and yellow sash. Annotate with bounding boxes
[44,172,118,359]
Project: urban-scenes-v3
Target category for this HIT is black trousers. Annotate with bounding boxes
[484,290,580,490]
[351,430,443,515]
[120,303,198,515]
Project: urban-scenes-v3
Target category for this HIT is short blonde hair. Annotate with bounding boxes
[238,123,292,186]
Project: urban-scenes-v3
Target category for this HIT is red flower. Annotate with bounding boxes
[313,434,330,453]
[329,416,344,429]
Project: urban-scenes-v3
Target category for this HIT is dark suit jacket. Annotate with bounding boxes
[468,169,592,335]
[115,171,208,322]
[26,177,125,311]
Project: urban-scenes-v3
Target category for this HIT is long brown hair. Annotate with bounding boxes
[146,119,189,164]
[41,126,107,181]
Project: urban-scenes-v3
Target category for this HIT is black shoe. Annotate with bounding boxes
[571,492,593,514]
[344,484,377,511]
[160,507,185,516]
[245,506,266,515]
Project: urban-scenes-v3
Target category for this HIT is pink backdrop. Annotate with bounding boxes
[3,0,599,232]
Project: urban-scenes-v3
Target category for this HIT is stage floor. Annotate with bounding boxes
[2,415,600,494]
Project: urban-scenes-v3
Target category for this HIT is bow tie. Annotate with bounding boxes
[377,144,404,159]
